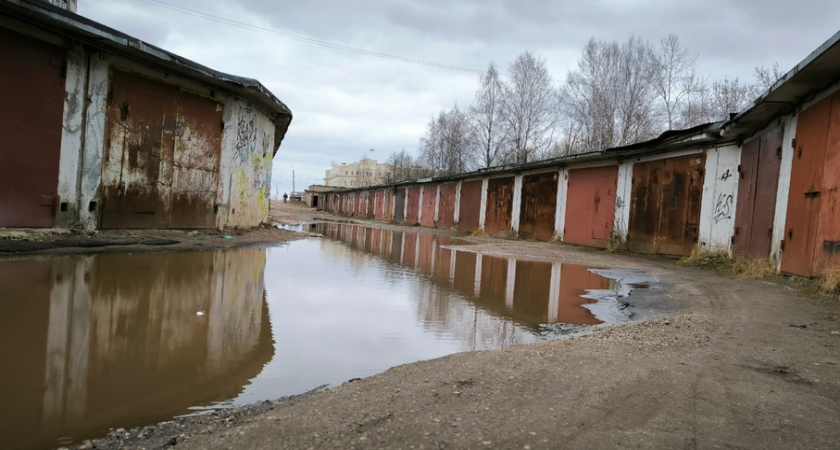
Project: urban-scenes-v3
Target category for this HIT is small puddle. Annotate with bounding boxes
[0,223,646,449]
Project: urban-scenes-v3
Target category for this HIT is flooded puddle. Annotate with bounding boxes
[0,223,640,449]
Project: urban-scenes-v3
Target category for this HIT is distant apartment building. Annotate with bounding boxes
[324,158,392,188]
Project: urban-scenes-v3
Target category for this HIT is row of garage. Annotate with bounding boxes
[324,150,714,256]
[321,29,840,278]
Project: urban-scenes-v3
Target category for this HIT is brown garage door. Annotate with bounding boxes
[393,188,406,223]
[733,127,782,259]
[564,166,618,248]
[628,154,705,256]
[519,172,558,241]
[457,180,482,232]
[485,177,514,236]
[437,183,457,230]
[0,29,66,227]
[405,186,421,224]
[101,70,223,229]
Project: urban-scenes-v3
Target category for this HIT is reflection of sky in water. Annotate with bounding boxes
[236,238,522,405]
[236,224,617,405]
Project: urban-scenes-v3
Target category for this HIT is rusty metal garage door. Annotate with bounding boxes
[519,172,559,241]
[406,186,421,224]
[393,188,406,223]
[437,183,457,230]
[628,154,705,256]
[485,177,514,236]
[374,190,385,220]
[733,127,782,259]
[101,70,223,229]
[781,91,840,277]
[457,180,482,233]
[0,28,65,227]
[564,166,618,248]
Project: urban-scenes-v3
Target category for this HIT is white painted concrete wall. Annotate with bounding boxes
[478,177,489,231]
[698,145,741,252]
[453,181,462,226]
[554,168,569,241]
[55,44,87,229]
[614,162,634,243]
[221,99,275,229]
[510,174,523,236]
[773,115,798,265]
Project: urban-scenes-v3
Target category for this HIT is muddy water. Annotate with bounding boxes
[0,224,625,449]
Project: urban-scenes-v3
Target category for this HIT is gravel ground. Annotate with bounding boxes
[57,202,840,449]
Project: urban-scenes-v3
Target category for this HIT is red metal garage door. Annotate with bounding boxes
[564,166,618,248]
[405,186,421,224]
[420,184,438,228]
[781,91,840,277]
[0,28,65,227]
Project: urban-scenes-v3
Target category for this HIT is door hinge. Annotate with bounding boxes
[777,146,782,159]
[768,228,773,238]
[791,137,796,149]
[780,240,786,251]
[734,227,740,236]
[731,235,736,244]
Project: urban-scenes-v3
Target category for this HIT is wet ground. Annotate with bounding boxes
[0,222,655,450]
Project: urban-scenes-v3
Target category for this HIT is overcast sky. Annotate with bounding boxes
[78,0,840,197]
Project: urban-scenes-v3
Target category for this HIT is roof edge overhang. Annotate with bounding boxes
[721,29,840,142]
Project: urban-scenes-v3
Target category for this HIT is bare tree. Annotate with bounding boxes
[753,62,784,92]
[386,148,426,182]
[710,76,755,121]
[469,62,508,168]
[503,52,558,163]
[678,72,715,127]
[563,36,659,153]
[652,34,699,130]
[419,104,475,176]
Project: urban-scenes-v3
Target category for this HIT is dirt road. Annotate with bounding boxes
[72,202,840,449]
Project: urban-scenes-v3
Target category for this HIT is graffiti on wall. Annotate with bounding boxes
[713,193,733,223]
[234,106,257,164]
[229,104,273,221]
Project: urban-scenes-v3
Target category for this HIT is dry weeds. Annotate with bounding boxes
[819,266,840,296]
[678,247,777,280]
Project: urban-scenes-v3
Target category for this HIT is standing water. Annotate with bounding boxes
[0,223,624,449]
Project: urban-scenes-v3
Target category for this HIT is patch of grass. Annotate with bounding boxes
[677,246,778,280]
[471,229,486,237]
[607,232,628,253]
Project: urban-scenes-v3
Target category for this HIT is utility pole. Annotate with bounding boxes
[290,165,295,195]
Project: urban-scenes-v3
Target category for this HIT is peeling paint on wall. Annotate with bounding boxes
[220,101,275,229]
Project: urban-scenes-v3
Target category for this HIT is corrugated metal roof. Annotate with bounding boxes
[0,0,292,153]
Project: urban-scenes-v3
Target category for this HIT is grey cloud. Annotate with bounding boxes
[78,0,840,197]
